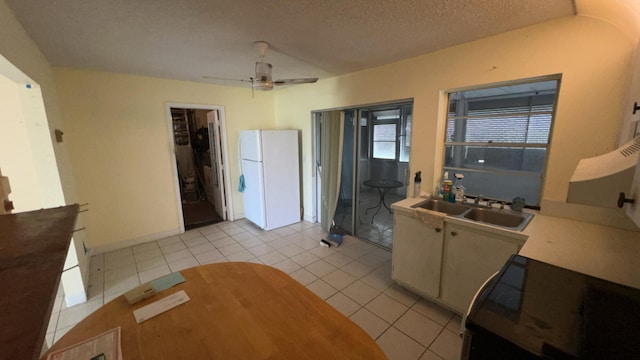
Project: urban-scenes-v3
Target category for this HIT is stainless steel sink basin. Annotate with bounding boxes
[410,198,534,231]
[412,199,471,215]
[461,207,534,231]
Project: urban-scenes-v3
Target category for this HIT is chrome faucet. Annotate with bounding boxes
[474,195,483,205]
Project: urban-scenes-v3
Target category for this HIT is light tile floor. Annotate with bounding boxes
[47,220,463,360]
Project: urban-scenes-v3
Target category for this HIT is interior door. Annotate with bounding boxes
[314,113,322,223]
[207,110,227,220]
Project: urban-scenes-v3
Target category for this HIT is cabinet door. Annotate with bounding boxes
[392,213,444,298]
[440,224,520,314]
[624,138,640,226]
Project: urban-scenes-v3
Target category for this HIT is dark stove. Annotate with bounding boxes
[462,254,640,359]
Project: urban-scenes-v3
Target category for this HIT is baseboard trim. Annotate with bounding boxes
[90,228,182,255]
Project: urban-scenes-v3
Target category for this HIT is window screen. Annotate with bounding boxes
[443,79,559,207]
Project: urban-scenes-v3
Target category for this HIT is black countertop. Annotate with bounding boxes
[466,254,640,359]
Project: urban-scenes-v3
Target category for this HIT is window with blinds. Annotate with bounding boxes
[443,79,559,207]
[370,105,413,162]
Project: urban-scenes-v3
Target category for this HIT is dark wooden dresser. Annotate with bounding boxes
[0,204,79,360]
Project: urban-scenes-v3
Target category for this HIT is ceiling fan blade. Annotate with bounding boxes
[205,42,318,92]
[274,78,319,85]
[203,76,253,83]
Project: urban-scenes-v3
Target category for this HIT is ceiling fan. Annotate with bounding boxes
[204,41,318,91]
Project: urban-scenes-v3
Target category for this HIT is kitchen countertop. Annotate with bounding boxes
[392,198,640,290]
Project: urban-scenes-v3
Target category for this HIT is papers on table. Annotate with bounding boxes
[46,327,122,360]
[124,272,186,305]
[133,290,190,324]
[150,272,185,292]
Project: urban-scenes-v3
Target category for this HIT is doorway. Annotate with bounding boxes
[168,104,231,230]
[314,101,413,249]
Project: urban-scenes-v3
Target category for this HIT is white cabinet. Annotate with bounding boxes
[440,223,523,313]
[391,209,527,315]
[620,43,640,225]
[624,156,640,227]
[392,212,444,298]
[618,43,640,143]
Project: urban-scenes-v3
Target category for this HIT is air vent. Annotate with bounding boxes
[620,136,640,157]
[568,135,640,208]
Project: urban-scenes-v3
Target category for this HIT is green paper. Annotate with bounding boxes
[150,272,185,292]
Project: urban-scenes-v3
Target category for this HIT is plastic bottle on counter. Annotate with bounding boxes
[443,180,452,201]
[413,171,422,198]
[441,172,448,200]
[454,173,465,202]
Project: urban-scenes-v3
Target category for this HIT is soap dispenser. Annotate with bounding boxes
[413,171,422,198]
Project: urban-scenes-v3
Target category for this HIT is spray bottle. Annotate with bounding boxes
[453,173,465,202]
[413,171,422,198]
[442,172,451,201]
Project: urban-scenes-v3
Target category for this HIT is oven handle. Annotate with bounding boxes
[459,271,499,336]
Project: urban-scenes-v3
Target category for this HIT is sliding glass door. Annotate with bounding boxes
[314,102,413,249]
[333,111,355,233]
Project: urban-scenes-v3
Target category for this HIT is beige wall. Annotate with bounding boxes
[54,68,275,248]
[274,15,635,222]
[0,1,77,208]
[46,12,640,249]
[0,0,89,303]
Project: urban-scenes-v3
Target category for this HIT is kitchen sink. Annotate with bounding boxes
[411,198,534,231]
[412,199,471,215]
[462,207,534,231]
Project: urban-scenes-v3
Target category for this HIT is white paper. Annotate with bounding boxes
[133,290,190,324]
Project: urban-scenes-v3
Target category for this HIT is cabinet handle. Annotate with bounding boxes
[435,228,441,233]
[450,231,457,236]
[618,192,634,208]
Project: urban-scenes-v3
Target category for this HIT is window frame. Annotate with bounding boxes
[371,121,398,160]
[442,78,560,207]
[368,106,413,162]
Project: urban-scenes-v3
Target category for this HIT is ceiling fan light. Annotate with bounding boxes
[255,62,273,81]
[253,61,274,90]
[253,80,273,91]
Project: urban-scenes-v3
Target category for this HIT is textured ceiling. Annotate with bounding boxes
[5,0,576,87]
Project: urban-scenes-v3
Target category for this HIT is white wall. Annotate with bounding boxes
[0,74,43,210]
[274,15,636,225]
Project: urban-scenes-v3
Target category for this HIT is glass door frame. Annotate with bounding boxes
[311,100,414,248]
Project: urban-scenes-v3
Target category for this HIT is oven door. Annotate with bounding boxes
[460,272,498,360]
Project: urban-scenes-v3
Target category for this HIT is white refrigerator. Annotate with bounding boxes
[239,130,301,230]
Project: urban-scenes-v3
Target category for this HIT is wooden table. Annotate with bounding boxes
[0,205,79,360]
[44,262,386,359]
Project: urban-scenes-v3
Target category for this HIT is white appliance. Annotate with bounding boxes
[239,129,301,230]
